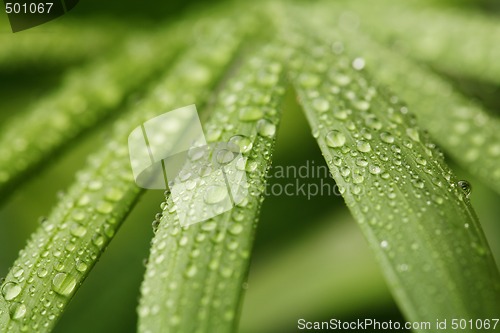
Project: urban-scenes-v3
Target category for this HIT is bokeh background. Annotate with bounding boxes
[0,0,499,332]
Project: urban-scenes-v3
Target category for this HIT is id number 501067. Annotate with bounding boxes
[5,2,53,14]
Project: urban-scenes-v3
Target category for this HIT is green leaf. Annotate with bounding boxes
[0,19,126,70]
[284,10,500,327]
[0,15,247,333]
[239,211,390,333]
[309,1,500,196]
[137,43,287,333]
[0,18,190,201]
[344,0,500,86]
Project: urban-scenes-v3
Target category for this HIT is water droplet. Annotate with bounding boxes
[97,201,113,214]
[205,128,222,142]
[256,119,276,138]
[52,273,76,296]
[312,98,330,112]
[333,109,349,120]
[75,260,88,273]
[70,223,87,238]
[229,224,243,235]
[352,57,365,70]
[340,166,351,177]
[406,128,420,142]
[216,149,236,165]
[380,240,389,249]
[9,302,27,320]
[333,74,351,86]
[239,107,263,122]
[412,179,425,189]
[88,180,102,191]
[365,117,382,130]
[298,73,320,88]
[356,140,371,152]
[12,267,24,278]
[37,268,48,278]
[380,132,394,143]
[204,186,228,204]
[2,282,21,301]
[325,130,346,148]
[228,135,252,154]
[369,164,382,175]
[185,265,198,278]
[105,188,124,202]
[457,180,471,198]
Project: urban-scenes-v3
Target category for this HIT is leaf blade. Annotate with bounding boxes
[138,42,288,333]
[284,8,500,325]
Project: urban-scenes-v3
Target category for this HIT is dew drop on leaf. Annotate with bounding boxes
[204,186,228,204]
[239,106,263,122]
[356,140,371,152]
[228,135,253,154]
[380,132,394,143]
[9,302,26,320]
[1,282,22,301]
[406,128,420,142]
[325,130,346,148]
[312,98,330,112]
[457,180,472,198]
[256,119,276,138]
[52,273,76,296]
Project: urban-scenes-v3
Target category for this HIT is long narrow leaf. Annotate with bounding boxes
[314,2,500,196]
[284,9,500,327]
[138,42,288,333]
[0,16,192,201]
[0,15,248,332]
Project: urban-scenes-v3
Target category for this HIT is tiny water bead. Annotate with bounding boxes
[325,130,346,148]
[457,180,472,198]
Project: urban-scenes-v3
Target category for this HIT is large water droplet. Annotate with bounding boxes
[312,98,330,112]
[52,273,76,296]
[406,128,420,142]
[325,130,346,148]
[204,186,228,204]
[2,282,21,301]
[352,57,365,70]
[9,302,26,320]
[457,180,471,198]
[228,135,252,154]
[239,107,263,122]
[380,132,394,143]
[185,265,198,278]
[256,119,276,138]
[70,223,87,238]
[216,149,236,165]
[356,140,371,152]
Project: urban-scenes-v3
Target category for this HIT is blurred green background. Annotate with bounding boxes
[0,0,499,332]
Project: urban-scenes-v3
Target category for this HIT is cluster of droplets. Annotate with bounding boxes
[139,44,287,332]
[288,31,489,281]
